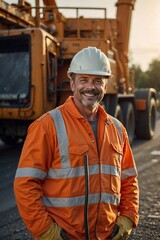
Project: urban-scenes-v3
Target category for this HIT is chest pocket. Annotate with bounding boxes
[69,144,89,167]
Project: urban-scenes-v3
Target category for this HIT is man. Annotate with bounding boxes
[14,47,139,240]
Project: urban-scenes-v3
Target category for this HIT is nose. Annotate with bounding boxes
[86,79,95,89]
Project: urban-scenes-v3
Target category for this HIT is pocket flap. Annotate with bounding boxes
[69,144,89,155]
[111,142,123,155]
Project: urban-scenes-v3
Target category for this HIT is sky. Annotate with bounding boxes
[5,0,160,71]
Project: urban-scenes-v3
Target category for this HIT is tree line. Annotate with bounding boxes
[131,58,160,93]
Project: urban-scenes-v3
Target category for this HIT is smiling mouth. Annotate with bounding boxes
[83,93,95,97]
[81,90,98,97]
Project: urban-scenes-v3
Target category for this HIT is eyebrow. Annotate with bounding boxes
[78,76,103,80]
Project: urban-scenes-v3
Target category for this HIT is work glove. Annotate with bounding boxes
[38,222,63,240]
[112,216,133,240]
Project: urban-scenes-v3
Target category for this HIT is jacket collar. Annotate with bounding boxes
[64,96,112,124]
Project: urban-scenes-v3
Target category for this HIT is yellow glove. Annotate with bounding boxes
[112,216,133,240]
[39,222,63,240]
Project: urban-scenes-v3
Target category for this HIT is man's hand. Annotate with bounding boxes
[112,216,133,240]
[39,222,63,240]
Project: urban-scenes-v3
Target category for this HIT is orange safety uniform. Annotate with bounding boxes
[14,96,139,239]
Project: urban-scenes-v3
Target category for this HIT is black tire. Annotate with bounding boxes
[114,104,123,123]
[135,97,156,139]
[121,102,135,144]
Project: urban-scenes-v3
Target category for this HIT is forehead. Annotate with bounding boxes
[76,74,104,79]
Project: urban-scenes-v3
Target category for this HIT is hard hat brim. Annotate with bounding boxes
[67,69,111,77]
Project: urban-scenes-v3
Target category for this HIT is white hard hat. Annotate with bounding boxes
[67,47,111,77]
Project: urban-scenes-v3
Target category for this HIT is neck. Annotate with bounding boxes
[84,110,98,121]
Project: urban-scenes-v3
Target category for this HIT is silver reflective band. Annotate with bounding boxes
[121,167,138,179]
[15,167,47,180]
[101,193,120,205]
[42,192,120,208]
[15,164,121,180]
[47,165,85,178]
[110,116,123,143]
[101,164,121,178]
[49,109,70,168]
[47,164,120,179]
[15,165,136,180]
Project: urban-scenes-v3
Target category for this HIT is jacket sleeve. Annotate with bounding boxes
[119,128,139,227]
[14,115,55,237]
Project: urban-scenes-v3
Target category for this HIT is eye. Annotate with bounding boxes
[94,78,103,84]
[79,78,87,83]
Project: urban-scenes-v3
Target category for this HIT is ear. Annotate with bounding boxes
[70,79,75,92]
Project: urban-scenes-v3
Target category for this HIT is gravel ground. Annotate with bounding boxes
[130,161,160,240]
[0,162,159,240]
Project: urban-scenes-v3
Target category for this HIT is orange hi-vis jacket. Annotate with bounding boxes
[14,96,139,239]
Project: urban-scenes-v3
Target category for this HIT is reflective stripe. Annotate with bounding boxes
[47,166,85,178]
[15,167,47,180]
[49,109,70,168]
[15,164,120,180]
[110,116,123,143]
[43,195,87,207]
[121,167,138,179]
[42,193,119,208]
[47,164,120,179]
[101,164,120,178]
[101,193,120,206]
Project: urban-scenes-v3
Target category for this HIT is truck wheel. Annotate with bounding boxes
[121,102,135,144]
[135,97,156,139]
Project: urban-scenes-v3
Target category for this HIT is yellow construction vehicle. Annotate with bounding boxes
[0,0,157,145]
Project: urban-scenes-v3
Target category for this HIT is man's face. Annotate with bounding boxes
[70,74,108,109]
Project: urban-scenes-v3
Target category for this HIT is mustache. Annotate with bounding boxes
[80,89,99,95]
